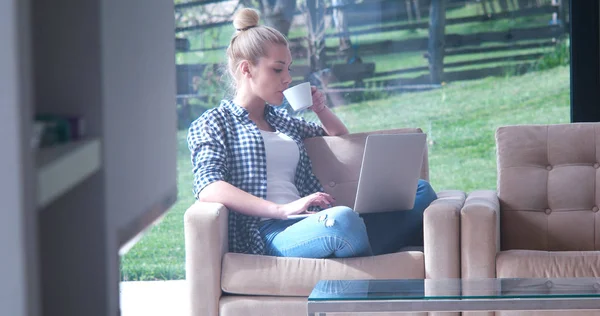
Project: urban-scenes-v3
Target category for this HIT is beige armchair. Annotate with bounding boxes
[185,128,466,316]
[461,123,600,315]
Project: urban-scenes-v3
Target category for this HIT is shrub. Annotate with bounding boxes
[533,37,570,71]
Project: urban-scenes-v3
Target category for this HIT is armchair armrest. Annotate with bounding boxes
[460,190,500,279]
[184,202,229,316]
[424,190,466,279]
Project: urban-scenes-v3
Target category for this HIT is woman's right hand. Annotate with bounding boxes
[277,192,336,219]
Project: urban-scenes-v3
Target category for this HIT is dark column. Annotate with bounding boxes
[570,1,600,122]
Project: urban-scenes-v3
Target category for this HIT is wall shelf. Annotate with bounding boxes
[36,138,102,208]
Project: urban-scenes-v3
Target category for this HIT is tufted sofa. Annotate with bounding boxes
[461,123,600,316]
[184,128,466,316]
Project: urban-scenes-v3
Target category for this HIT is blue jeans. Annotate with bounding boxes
[259,179,437,258]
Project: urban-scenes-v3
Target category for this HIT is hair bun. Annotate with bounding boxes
[233,8,260,31]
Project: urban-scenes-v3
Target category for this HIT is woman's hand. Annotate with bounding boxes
[306,86,349,136]
[276,192,335,219]
[309,86,328,114]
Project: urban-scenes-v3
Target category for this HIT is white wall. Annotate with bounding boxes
[101,0,178,248]
[101,0,177,313]
[0,0,34,315]
[2,0,177,314]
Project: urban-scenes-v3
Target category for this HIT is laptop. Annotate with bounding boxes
[287,133,427,219]
[352,133,427,214]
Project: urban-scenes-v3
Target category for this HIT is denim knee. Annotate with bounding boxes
[318,206,363,229]
[318,206,372,256]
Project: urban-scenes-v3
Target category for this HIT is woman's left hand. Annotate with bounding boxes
[306,85,349,136]
[309,86,327,114]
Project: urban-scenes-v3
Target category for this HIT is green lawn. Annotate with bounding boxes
[120,65,570,281]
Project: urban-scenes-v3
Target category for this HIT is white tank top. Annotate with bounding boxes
[259,130,302,219]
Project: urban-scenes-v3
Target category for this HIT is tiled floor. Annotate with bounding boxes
[120,280,188,316]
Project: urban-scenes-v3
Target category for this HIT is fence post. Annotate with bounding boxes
[306,0,327,72]
[428,0,446,84]
[499,0,510,12]
[406,0,414,22]
[559,0,569,32]
[413,0,422,21]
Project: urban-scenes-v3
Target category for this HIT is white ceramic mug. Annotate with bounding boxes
[283,82,313,111]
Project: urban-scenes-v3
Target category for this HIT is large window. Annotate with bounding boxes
[121,0,571,281]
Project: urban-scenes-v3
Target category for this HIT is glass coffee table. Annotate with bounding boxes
[308,278,600,315]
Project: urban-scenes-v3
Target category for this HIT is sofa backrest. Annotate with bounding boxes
[496,123,600,251]
[304,128,429,210]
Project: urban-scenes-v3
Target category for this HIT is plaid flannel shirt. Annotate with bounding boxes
[187,100,326,254]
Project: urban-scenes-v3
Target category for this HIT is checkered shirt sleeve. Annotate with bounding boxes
[187,109,229,198]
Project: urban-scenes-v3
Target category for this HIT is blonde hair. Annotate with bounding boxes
[226,8,289,93]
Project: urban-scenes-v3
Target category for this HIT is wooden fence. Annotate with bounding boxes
[175,0,569,94]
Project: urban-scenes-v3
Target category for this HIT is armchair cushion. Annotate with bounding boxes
[496,250,600,278]
[496,124,600,251]
[219,297,308,316]
[221,251,424,296]
[219,296,427,316]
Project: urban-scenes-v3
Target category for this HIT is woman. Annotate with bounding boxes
[187,8,437,258]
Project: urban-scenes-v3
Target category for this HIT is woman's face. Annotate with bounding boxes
[247,43,293,106]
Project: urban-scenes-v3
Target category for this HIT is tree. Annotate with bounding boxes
[242,0,297,36]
